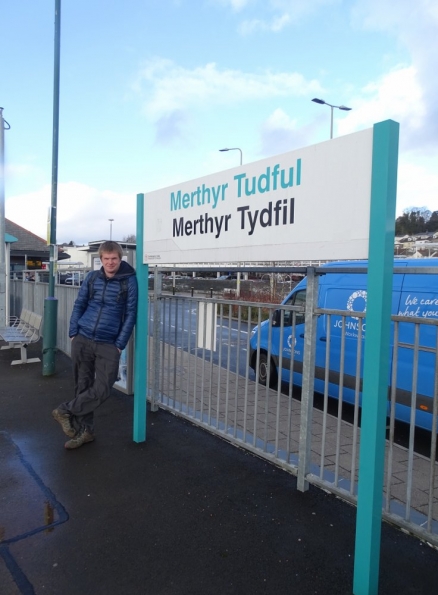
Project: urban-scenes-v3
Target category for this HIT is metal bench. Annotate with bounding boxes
[0,309,43,365]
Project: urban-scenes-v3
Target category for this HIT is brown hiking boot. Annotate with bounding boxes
[64,428,95,450]
[52,408,75,438]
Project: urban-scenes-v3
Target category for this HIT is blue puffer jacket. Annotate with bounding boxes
[69,261,138,351]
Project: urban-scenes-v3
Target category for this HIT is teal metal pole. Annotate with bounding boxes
[353,120,399,595]
[43,0,61,376]
[42,297,58,375]
[0,108,9,329]
[133,193,149,442]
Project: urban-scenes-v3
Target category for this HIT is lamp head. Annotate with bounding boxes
[312,98,326,105]
[338,105,352,111]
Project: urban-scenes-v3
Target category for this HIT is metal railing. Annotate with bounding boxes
[146,279,438,547]
[9,273,80,357]
[9,270,438,547]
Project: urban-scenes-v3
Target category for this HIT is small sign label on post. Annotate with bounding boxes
[197,302,217,351]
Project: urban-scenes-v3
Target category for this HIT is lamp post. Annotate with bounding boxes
[219,147,243,165]
[0,108,11,330]
[42,0,61,376]
[109,218,114,240]
[311,98,352,139]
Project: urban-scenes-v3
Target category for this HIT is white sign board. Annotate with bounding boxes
[143,128,373,265]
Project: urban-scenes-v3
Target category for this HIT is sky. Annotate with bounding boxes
[1,0,438,245]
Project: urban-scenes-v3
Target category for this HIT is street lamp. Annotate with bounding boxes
[0,107,11,330]
[219,147,243,166]
[311,98,352,139]
[109,219,114,240]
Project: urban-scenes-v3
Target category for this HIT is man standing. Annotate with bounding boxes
[52,241,138,449]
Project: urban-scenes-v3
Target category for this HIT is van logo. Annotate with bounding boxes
[287,334,297,349]
[346,290,367,319]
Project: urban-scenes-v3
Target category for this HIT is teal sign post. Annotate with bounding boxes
[353,120,399,595]
[133,193,149,442]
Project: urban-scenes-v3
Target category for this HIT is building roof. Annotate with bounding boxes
[5,219,70,260]
[5,219,49,254]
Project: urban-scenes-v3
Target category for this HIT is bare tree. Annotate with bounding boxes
[395,207,433,235]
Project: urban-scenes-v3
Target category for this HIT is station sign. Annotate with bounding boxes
[143,128,373,265]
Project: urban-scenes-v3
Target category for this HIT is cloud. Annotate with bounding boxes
[238,13,290,34]
[227,0,438,151]
[235,0,340,34]
[154,110,189,145]
[351,0,438,151]
[5,163,40,177]
[5,161,47,195]
[260,108,317,154]
[337,65,426,150]
[396,156,438,216]
[216,0,251,10]
[6,183,136,245]
[331,1,438,221]
[351,0,437,39]
[334,59,438,216]
[134,59,323,122]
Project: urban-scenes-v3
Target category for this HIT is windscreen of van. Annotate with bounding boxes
[283,290,306,326]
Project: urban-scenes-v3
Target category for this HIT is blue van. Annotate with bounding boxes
[249,259,438,432]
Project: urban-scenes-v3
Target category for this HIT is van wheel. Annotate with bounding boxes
[258,353,278,388]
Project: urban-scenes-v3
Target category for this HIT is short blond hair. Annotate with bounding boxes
[98,241,123,259]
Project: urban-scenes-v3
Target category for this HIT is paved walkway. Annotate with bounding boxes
[157,341,438,532]
[1,342,438,595]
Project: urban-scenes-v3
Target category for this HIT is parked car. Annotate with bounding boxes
[63,272,85,286]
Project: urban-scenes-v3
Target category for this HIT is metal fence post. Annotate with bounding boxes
[297,267,319,492]
[151,269,162,412]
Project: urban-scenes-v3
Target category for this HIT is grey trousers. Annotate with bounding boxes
[59,334,120,433]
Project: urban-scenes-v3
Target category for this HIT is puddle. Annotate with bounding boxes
[0,432,68,544]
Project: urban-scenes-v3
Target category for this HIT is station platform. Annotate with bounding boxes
[1,343,437,595]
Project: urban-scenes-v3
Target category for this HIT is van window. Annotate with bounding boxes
[283,289,306,326]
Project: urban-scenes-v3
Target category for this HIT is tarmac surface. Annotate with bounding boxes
[1,342,438,595]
